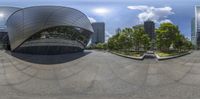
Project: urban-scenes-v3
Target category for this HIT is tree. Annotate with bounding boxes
[108,28,134,50]
[95,43,107,50]
[118,31,131,50]
[156,23,180,51]
[108,26,150,51]
[132,27,150,51]
[174,34,193,51]
[141,33,151,51]
[120,28,134,50]
[174,34,184,51]
[108,32,120,50]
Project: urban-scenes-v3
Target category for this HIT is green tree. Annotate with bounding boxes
[108,26,150,51]
[108,32,120,50]
[120,28,134,50]
[156,23,180,51]
[108,28,134,50]
[174,34,184,51]
[132,27,150,51]
[141,33,151,51]
[95,43,107,50]
[174,35,193,51]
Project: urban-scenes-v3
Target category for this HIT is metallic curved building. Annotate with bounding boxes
[0,7,20,49]
[0,6,93,54]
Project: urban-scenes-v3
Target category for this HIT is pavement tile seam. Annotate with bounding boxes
[0,50,199,98]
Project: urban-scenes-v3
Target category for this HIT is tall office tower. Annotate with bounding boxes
[144,20,155,50]
[191,17,196,47]
[144,20,155,41]
[91,22,105,44]
[193,6,200,49]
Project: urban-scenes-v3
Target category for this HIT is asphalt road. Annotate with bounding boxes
[0,50,199,99]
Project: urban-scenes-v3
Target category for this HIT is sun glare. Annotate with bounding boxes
[0,13,4,17]
[93,8,110,15]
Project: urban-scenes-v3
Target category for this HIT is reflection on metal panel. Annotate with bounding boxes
[0,7,20,32]
[6,6,93,51]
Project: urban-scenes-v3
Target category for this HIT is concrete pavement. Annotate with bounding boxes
[0,50,199,99]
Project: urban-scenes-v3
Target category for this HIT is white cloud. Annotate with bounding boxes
[160,19,173,24]
[127,5,174,24]
[88,17,97,23]
[127,5,148,11]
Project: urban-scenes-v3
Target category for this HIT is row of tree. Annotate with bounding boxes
[156,23,192,52]
[107,25,150,51]
[106,23,192,52]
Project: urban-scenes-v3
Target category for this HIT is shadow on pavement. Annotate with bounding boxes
[143,54,156,59]
[6,51,91,64]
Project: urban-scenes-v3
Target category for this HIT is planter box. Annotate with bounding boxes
[155,51,192,60]
[109,51,145,60]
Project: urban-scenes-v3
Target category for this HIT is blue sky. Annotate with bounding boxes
[0,0,200,40]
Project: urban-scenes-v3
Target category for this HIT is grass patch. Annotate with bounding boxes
[155,51,188,57]
[112,50,145,57]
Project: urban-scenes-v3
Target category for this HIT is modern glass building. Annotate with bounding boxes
[144,20,155,41]
[0,6,93,54]
[191,17,195,47]
[192,6,200,49]
[91,22,105,44]
[144,20,155,50]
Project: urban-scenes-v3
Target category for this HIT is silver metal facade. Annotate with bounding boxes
[6,6,93,51]
[191,17,195,46]
[0,7,20,32]
[195,6,200,49]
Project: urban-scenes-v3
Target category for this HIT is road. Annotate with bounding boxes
[0,50,199,99]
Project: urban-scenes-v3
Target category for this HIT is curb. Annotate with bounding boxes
[155,51,192,60]
[109,51,145,60]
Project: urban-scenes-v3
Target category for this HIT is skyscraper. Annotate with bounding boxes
[144,20,155,50]
[192,6,200,49]
[191,17,196,47]
[91,22,105,44]
[144,20,155,41]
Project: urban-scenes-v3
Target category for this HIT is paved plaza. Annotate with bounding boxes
[0,50,200,99]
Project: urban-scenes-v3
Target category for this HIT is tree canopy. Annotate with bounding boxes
[108,26,150,51]
[156,23,192,52]
[103,23,192,52]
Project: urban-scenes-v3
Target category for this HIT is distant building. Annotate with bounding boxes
[192,6,200,49]
[115,28,121,34]
[144,20,155,41]
[144,20,155,50]
[91,22,105,44]
[132,24,144,30]
[191,17,196,47]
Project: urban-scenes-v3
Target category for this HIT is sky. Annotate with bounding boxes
[0,0,200,40]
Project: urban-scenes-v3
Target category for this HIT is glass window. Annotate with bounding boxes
[27,26,90,46]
